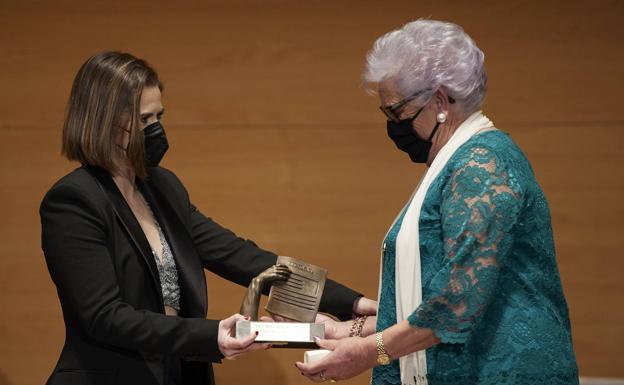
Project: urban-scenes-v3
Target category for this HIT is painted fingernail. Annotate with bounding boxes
[255,331,259,336]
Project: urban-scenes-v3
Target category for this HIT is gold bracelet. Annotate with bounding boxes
[375,331,391,365]
[349,315,367,337]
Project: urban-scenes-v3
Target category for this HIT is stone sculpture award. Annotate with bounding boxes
[236,256,328,348]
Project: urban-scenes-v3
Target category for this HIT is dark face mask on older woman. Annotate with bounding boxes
[386,107,440,163]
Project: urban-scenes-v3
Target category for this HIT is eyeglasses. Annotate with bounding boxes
[379,89,432,123]
[379,88,455,123]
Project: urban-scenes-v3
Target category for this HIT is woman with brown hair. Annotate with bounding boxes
[40,51,375,385]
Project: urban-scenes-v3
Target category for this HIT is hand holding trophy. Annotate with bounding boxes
[240,264,291,321]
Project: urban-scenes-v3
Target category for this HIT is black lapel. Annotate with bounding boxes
[84,166,164,307]
[138,175,208,318]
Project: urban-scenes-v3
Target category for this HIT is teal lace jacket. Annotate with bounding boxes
[373,130,578,385]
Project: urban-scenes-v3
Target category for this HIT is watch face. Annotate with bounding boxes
[378,353,391,365]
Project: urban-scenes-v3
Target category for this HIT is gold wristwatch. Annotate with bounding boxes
[375,332,391,365]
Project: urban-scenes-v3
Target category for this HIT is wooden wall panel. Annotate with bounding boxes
[1,1,623,384]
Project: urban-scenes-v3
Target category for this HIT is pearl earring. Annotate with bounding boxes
[437,112,447,123]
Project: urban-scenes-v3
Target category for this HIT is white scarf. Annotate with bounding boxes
[378,111,494,385]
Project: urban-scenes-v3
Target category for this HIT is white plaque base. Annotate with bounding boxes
[235,320,325,348]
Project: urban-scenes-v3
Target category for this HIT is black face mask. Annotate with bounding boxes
[386,109,440,163]
[143,121,169,167]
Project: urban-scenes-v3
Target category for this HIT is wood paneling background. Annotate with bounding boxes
[0,1,622,384]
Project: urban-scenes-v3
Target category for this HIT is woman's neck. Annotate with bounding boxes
[111,162,137,198]
[426,111,469,166]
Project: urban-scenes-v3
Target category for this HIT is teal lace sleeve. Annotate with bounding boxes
[408,146,524,344]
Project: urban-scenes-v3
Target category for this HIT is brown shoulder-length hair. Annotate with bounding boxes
[62,51,163,179]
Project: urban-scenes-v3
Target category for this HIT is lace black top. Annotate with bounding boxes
[149,211,181,312]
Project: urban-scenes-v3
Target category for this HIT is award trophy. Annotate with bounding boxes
[236,256,328,348]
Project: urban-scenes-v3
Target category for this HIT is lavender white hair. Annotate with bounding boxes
[363,19,487,113]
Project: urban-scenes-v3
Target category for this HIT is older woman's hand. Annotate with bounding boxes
[314,313,353,339]
[296,336,377,382]
[218,313,271,360]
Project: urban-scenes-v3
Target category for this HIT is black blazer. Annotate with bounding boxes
[40,165,361,385]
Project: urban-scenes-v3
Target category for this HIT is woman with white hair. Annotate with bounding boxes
[296,19,579,385]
